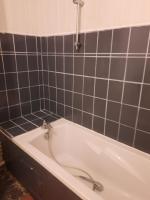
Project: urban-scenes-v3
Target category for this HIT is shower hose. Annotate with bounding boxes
[47,130,104,192]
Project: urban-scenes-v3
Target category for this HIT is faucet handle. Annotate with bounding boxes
[42,120,47,129]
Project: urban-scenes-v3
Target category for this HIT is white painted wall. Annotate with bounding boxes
[0,0,150,36]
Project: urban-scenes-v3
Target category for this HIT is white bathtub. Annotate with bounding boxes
[13,118,150,200]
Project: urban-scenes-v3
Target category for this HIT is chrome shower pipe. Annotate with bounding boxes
[73,0,84,51]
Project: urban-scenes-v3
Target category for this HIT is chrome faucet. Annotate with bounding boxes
[42,120,53,139]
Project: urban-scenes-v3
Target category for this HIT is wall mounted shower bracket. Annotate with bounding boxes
[73,0,84,51]
[73,0,84,7]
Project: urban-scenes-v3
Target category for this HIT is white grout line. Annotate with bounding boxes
[0,70,41,74]
[54,36,58,115]
[0,40,11,120]
[46,36,51,112]
[9,119,26,132]
[117,28,132,140]
[2,69,150,86]
[12,35,23,116]
[63,36,65,117]
[21,116,39,127]
[40,37,46,110]
[40,70,150,86]
[104,30,114,135]
[133,28,150,146]
[72,35,76,122]
[73,35,77,122]
[91,31,99,129]
[81,33,86,125]
[25,36,32,113]
[35,37,42,110]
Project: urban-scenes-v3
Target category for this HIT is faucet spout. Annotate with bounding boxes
[42,120,53,139]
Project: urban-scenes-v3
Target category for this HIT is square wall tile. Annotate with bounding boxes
[74,56,84,75]
[57,103,64,117]
[73,93,82,110]
[110,58,126,80]
[65,56,73,74]
[48,36,55,52]
[3,55,16,72]
[84,57,96,76]
[119,125,134,146]
[18,72,29,88]
[129,26,150,53]
[65,74,73,91]
[29,71,39,86]
[28,55,38,70]
[83,95,93,113]
[94,98,106,118]
[0,108,9,123]
[112,28,129,53]
[21,102,31,115]
[1,34,14,51]
[82,112,92,129]
[135,130,150,154]
[105,120,118,140]
[56,73,63,89]
[121,104,138,127]
[65,106,72,120]
[144,59,150,83]
[98,30,112,53]
[7,89,20,106]
[85,32,97,53]
[41,37,47,52]
[48,56,55,71]
[16,55,28,71]
[93,116,104,134]
[126,58,145,82]
[83,77,94,96]
[0,55,4,73]
[73,109,82,125]
[123,83,141,106]
[74,76,83,93]
[56,36,63,53]
[50,87,56,101]
[64,35,73,53]
[6,73,18,89]
[49,72,56,87]
[0,74,5,91]
[138,108,150,133]
[108,81,123,102]
[65,91,72,107]
[140,85,150,109]
[0,91,8,107]
[26,36,37,52]
[14,35,26,52]
[95,79,108,99]
[56,56,64,72]
[106,101,121,122]
[57,89,64,104]
[96,58,109,78]
[20,88,30,103]
[9,105,21,119]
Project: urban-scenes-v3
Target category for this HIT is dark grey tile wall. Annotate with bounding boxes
[1,25,150,154]
[0,34,43,122]
[42,25,150,154]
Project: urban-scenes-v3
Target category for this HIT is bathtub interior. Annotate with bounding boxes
[29,119,150,200]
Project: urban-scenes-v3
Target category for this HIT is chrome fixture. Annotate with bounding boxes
[42,120,53,139]
[73,0,84,51]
